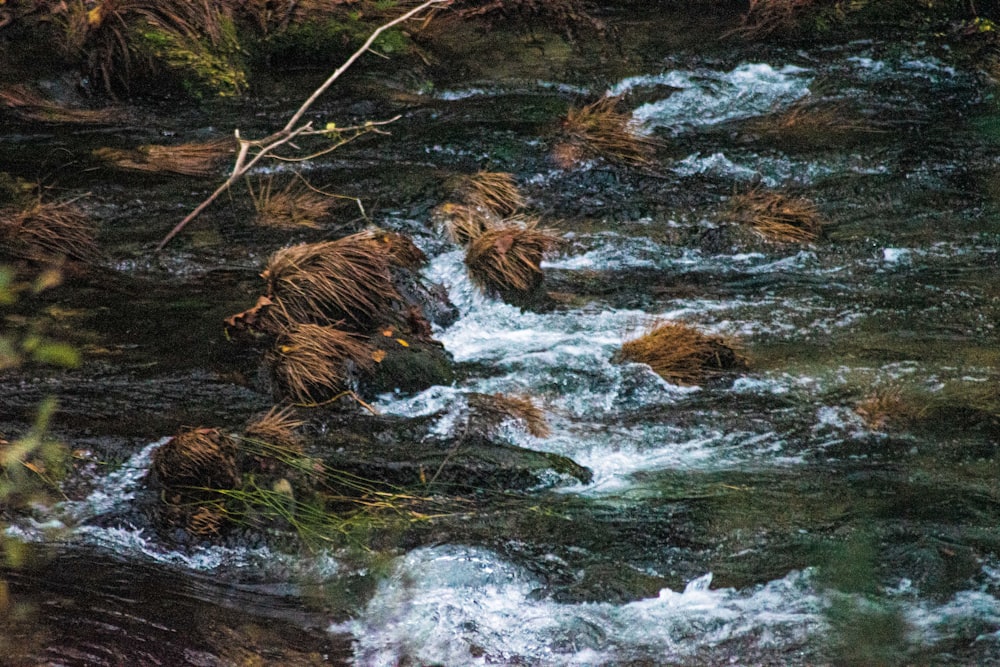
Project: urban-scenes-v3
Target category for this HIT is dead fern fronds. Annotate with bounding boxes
[559,95,660,168]
[726,187,824,244]
[249,176,332,229]
[0,85,121,124]
[94,138,233,177]
[467,392,551,438]
[267,323,375,405]
[465,219,560,297]
[261,234,401,329]
[447,171,524,215]
[432,202,499,246]
[614,321,747,386]
[153,427,240,490]
[0,197,100,263]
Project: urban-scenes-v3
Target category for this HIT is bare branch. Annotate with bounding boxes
[155,0,450,251]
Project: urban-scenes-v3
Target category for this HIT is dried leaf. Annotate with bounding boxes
[372,349,386,363]
[396,338,409,348]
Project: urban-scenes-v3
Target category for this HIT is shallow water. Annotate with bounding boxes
[3,11,1000,667]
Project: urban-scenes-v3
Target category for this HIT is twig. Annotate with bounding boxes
[156,0,450,251]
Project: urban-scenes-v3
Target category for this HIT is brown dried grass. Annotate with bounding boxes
[742,98,885,143]
[261,234,401,329]
[267,323,374,404]
[187,505,226,536]
[465,218,560,296]
[94,139,233,177]
[57,0,235,95]
[354,229,428,270]
[243,406,306,451]
[855,386,921,431]
[726,0,816,40]
[726,187,824,244]
[447,171,524,216]
[615,321,747,386]
[432,202,499,246]
[0,85,121,124]
[250,177,332,229]
[446,0,606,40]
[153,427,240,490]
[560,95,660,168]
[467,392,551,438]
[0,197,100,263]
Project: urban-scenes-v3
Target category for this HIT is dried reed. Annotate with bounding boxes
[267,323,375,404]
[447,171,524,215]
[560,95,660,168]
[0,85,121,124]
[467,392,551,438]
[0,198,100,263]
[261,234,401,329]
[726,0,815,40]
[464,218,560,296]
[615,321,746,386]
[244,405,306,451]
[726,187,824,244]
[742,98,884,144]
[152,427,240,490]
[58,0,237,95]
[249,177,331,229]
[355,229,428,270]
[855,386,919,431]
[432,202,498,246]
[94,138,233,177]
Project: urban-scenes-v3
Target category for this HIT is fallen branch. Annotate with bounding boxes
[156,0,451,251]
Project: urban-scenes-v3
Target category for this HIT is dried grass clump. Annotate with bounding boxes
[726,187,824,244]
[615,321,747,386]
[244,406,306,451]
[267,323,375,404]
[249,177,332,229]
[94,139,233,177]
[467,392,551,438]
[354,229,428,270]
[447,0,606,40]
[187,505,226,536]
[447,171,524,216]
[742,98,885,144]
[432,202,499,246]
[261,234,401,329]
[153,427,240,490]
[558,95,660,168]
[855,387,921,431]
[56,0,244,97]
[0,85,121,124]
[727,0,815,40]
[0,198,100,263]
[465,219,560,296]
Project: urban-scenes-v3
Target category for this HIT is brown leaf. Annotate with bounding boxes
[494,232,515,257]
[372,349,386,363]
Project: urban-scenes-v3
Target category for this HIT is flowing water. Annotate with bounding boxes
[4,13,1000,667]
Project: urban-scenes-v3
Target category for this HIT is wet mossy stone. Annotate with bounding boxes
[363,334,454,397]
[313,416,591,492]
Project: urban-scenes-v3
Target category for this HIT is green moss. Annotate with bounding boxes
[136,18,247,99]
[253,15,411,66]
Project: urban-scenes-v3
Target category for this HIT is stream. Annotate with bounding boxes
[3,7,1000,666]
